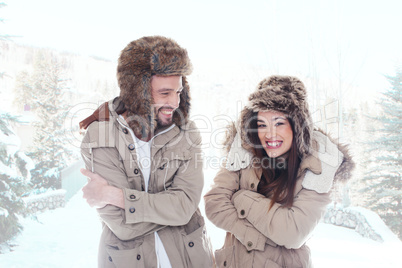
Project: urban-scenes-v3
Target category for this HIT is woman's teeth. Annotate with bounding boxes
[267,141,282,147]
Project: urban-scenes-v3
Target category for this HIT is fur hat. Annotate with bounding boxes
[117,36,192,137]
[240,75,313,159]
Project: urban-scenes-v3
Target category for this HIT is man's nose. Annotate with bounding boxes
[169,93,180,108]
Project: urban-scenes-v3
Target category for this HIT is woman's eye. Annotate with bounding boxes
[257,124,266,128]
[275,122,284,127]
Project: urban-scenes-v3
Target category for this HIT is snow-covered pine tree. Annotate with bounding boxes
[0,1,33,244]
[360,69,402,239]
[0,112,34,244]
[343,102,377,208]
[16,53,74,190]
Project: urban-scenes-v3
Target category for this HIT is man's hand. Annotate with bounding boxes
[81,168,124,209]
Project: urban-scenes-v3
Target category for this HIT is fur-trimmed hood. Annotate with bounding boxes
[224,125,354,193]
[222,75,355,193]
[117,36,192,138]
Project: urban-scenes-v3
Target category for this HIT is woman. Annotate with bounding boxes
[204,75,354,268]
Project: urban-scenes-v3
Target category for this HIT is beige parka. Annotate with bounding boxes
[204,75,355,268]
[81,99,214,268]
[204,130,354,267]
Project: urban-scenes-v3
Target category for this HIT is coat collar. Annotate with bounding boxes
[225,130,343,194]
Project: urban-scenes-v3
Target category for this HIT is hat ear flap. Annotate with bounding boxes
[143,76,156,131]
[239,108,256,151]
[291,111,313,158]
[124,74,154,137]
[142,75,153,117]
[173,76,190,126]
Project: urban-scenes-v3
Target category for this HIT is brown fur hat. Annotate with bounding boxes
[240,75,313,159]
[117,36,192,137]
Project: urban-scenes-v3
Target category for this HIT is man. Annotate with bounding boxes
[79,36,214,268]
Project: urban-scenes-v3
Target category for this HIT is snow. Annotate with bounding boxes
[0,207,9,218]
[16,112,35,124]
[17,151,35,180]
[44,167,60,178]
[0,123,21,158]
[0,191,400,268]
[22,189,66,203]
[308,223,401,268]
[345,206,401,244]
[0,192,100,268]
[0,161,18,177]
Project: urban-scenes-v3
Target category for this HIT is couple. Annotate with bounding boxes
[79,36,354,268]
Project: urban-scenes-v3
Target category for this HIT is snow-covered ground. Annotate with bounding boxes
[1,191,400,268]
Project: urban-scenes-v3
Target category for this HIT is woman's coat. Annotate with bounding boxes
[204,130,354,268]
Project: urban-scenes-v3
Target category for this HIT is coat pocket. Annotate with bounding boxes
[154,148,192,191]
[215,245,235,268]
[182,225,214,267]
[105,246,145,268]
[182,213,214,267]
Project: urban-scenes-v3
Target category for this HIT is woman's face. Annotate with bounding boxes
[257,110,293,158]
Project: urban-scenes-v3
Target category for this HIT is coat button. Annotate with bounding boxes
[188,241,194,247]
[134,169,139,174]
[247,241,253,247]
[129,194,136,200]
[108,256,112,262]
[122,128,128,134]
[223,260,227,266]
[250,183,255,189]
[128,144,135,150]
[136,254,141,260]
[240,209,245,216]
[129,207,135,213]
[159,164,165,170]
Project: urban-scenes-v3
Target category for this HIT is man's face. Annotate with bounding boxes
[151,75,183,127]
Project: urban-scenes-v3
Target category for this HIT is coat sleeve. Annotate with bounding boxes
[122,129,204,226]
[81,130,165,241]
[204,167,268,251]
[231,186,331,249]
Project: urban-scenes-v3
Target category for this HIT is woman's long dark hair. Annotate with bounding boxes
[247,111,301,210]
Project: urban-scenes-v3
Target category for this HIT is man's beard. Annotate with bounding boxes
[156,116,173,127]
[155,108,175,128]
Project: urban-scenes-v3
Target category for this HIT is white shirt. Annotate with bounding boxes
[119,116,173,268]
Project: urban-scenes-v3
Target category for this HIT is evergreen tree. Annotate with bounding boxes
[0,0,32,245]
[344,102,378,208]
[13,71,34,110]
[0,112,33,243]
[360,69,402,239]
[15,53,74,190]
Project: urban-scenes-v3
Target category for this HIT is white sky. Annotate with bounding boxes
[1,0,402,102]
